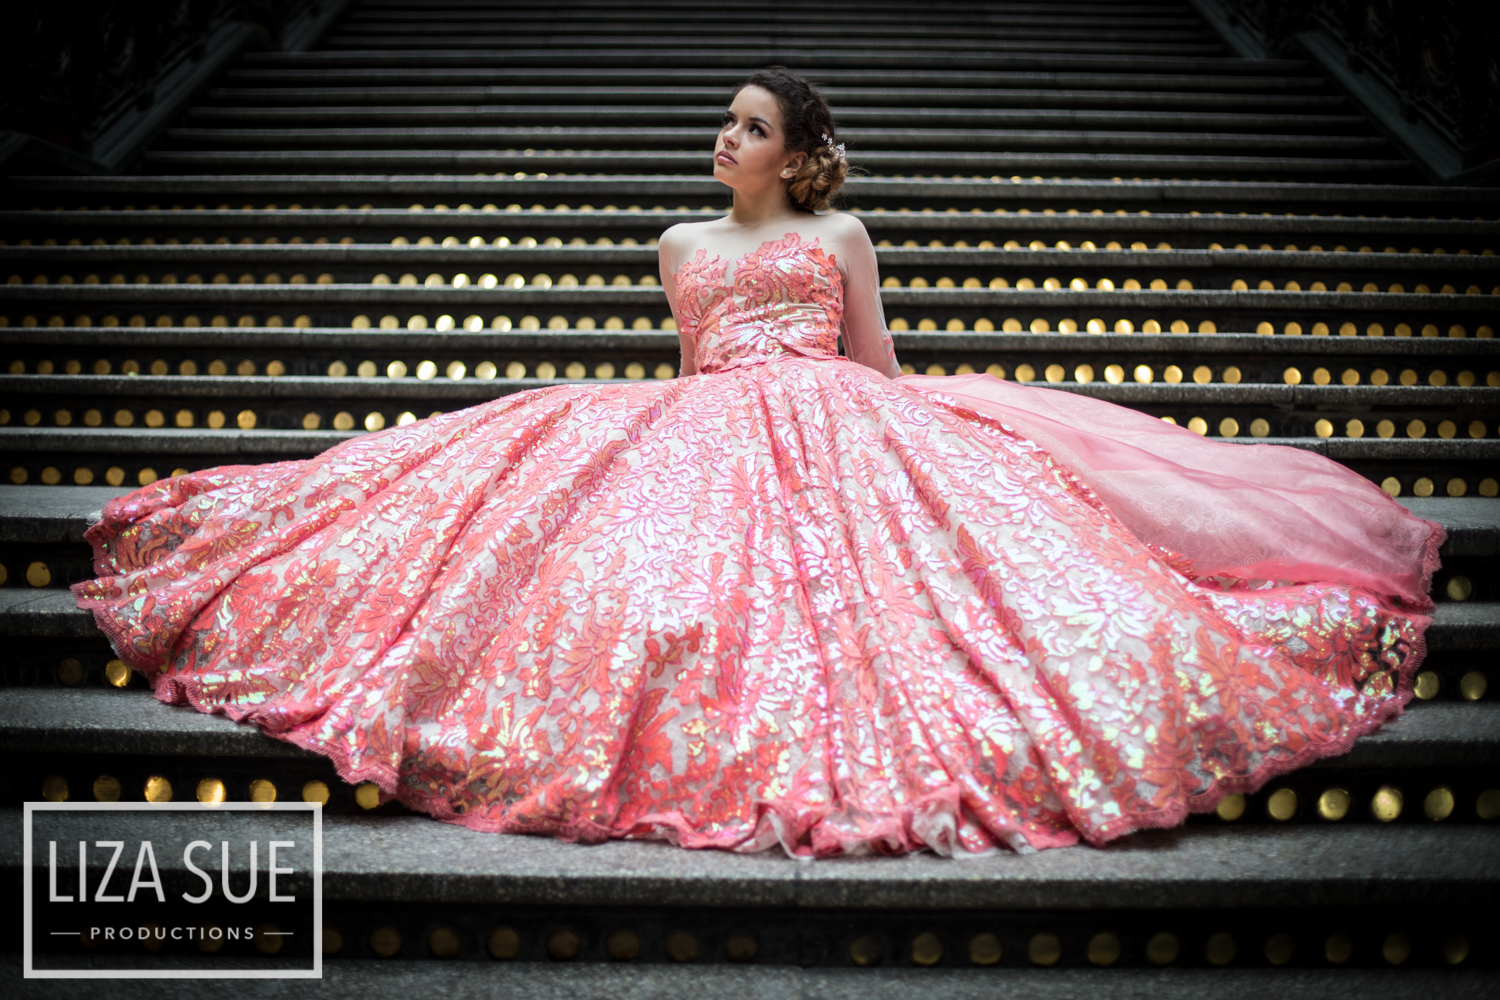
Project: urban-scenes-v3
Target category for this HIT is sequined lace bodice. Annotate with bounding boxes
[673,234,843,373]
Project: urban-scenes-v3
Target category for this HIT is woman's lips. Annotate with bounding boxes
[715,151,737,166]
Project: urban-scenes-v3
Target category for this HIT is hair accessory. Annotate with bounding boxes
[821,132,846,159]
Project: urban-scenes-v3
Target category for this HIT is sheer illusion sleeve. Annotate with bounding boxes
[658,233,698,377]
[837,227,901,379]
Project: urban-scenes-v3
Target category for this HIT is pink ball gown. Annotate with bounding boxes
[74,232,1442,857]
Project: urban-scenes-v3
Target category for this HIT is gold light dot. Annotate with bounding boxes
[93,775,121,802]
[1443,934,1470,966]
[302,780,330,805]
[1314,419,1334,438]
[197,778,226,804]
[1192,365,1212,384]
[430,927,462,958]
[1370,785,1403,821]
[26,561,52,587]
[1146,932,1179,966]
[1028,932,1062,966]
[333,412,355,431]
[1015,364,1035,382]
[1413,477,1434,497]
[969,932,1003,965]
[55,658,86,686]
[850,933,885,966]
[1216,794,1246,821]
[539,927,582,960]
[355,782,381,809]
[1325,933,1354,964]
[1317,788,1351,821]
[105,659,130,687]
[144,775,173,803]
[1283,367,1302,385]
[1267,788,1298,821]
[1459,671,1487,701]
[248,778,277,803]
[42,774,69,802]
[1074,364,1094,383]
[1250,418,1270,438]
[1424,786,1455,821]
[370,926,402,958]
[1187,417,1208,435]
[910,932,943,966]
[364,412,386,432]
[1133,364,1152,383]
[1205,932,1237,966]
[488,926,521,959]
[1382,932,1411,965]
[1163,365,1182,383]
[1219,418,1239,438]
[1045,364,1065,383]
[1446,576,1473,601]
[1264,933,1295,966]
[726,932,758,963]
[1413,671,1440,700]
[1075,932,1118,969]
[537,361,557,379]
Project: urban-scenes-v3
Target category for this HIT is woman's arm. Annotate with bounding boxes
[834,217,901,379]
[657,227,698,377]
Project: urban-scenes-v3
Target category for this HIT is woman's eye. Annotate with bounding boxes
[750,125,764,136]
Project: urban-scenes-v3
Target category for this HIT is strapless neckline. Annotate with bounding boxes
[674,233,836,287]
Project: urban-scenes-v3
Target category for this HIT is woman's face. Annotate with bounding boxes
[714,85,806,195]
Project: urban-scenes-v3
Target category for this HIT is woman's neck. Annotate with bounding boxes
[727,185,803,229]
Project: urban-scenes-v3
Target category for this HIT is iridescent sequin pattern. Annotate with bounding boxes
[75,234,1431,857]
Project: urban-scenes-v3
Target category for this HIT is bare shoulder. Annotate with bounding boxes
[816,211,873,249]
[658,219,722,268]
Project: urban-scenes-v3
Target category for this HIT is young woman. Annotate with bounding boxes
[75,70,1441,857]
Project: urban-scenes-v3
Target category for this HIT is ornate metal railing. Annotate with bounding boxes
[1190,0,1499,184]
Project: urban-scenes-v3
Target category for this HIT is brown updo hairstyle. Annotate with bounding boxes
[732,68,847,212]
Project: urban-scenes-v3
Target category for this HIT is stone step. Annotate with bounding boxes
[3,379,1497,441]
[1,432,1496,501]
[163,127,1389,156]
[233,49,1298,74]
[3,804,1495,910]
[8,246,1498,289]
[137,150,1416,181]
[218,65,1334,91]
[4,688,1493,768]
[11,179,1497,217]
[4,960,1496,1000]
[3,576,1497,644]
[3,285,1491,329]
[203,85,1353,112]
[181,106,1373,135]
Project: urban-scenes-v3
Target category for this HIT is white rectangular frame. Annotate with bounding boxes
[23,801,322,979]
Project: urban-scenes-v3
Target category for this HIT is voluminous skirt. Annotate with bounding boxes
[73,358,1442,856]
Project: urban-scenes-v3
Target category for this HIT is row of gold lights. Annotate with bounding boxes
[1216,785,1499,823]
[1,467,1485,502]
[9,355,1500,391]
[4,393,1499,445]
[46,655,1500,701]
[33,769,1500,823]
[61,918,1480,968]
[347,924,1474,968]
[11,267,1500,298]
[5,313,1494,341]
[12,192,1499,229]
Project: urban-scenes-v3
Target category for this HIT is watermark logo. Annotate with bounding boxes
[23,801,322,979]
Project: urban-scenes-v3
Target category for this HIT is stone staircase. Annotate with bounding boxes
[1,0,1497,994]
